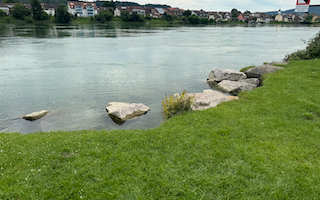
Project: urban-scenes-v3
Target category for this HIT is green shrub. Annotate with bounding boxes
[285,31,320,61]
[161,90,195,120]
[25,15,34,23]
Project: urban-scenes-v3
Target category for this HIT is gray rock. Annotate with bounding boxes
[185,90,231,111]
[106,102,150,123]
[207,68,247,82]
[244,65,284,78]
[217,80,257,95]
[240,78,260,86]
[23,110,50,121]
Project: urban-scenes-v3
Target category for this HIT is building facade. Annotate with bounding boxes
[68,1,98,17]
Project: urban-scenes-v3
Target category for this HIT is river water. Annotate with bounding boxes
[0,23,319,133]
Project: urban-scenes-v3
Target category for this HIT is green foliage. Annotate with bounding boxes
[231,8,240,18]
[199,17,209,25]
[182,10,191,17]
[120,10,130,22]
[55,3,70,23]
[188,14,199,25]
[12,3,31,19]
[102,1,116,8]
[163,12,172,21]
[3,0,19,2]
[130,12,143,22]
[25,15,33,23]
[30,0,48,20]
[0,10,7,17]
[161,90,195,120]
[285,31,320,61]
[96,10,113,22]
[303,14,313,24]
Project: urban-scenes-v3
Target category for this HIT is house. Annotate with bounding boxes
[238,13,245,22]
[311,14,319,22]
[166,7,183,18]
[193,10,208,18]
[43,4,59,16]
[155,8,165,16]
[68,1,98,17]
[208,12,222,21]
[0,4,9,15]
[114,7,122,17]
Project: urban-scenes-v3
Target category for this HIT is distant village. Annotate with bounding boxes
[0,0,318,23]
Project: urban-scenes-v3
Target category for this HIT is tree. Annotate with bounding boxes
[12,3,31,19]
[244,10,251,14]
[304,14,313,24]
[121,10,130,22]
[56,3,71,23]
[163,12,172,21]
[102,1,116,8]
[31,0,48,20]
[231,8,240,18]
[3,0,19,3]
[130,11,143,22]
[96,10,113,22]
[188,14,199,25]
[182,10,192,17]
[0,10,6,17]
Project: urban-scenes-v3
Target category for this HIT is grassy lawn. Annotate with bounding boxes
[1,60,320,199]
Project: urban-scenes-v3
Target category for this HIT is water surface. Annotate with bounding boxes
[0,23,319,133]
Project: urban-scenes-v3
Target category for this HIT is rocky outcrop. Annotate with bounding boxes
[244,65,284,78]
[106,102,150,124]
[207,68,247,85]
[217,80,258,95]
[184,90,232,111]
[23,110,50,121]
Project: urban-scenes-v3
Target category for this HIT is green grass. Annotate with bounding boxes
[240,65,256,72]
[1,60,320,199]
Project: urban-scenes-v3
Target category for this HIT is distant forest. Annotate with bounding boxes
[9,0,171,8]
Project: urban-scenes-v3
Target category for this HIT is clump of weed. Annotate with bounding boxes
[161,90,195,120]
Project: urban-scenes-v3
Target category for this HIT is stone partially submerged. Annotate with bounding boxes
[184,90,232,111]
[244,64,284,78]
[23,110,50,121]
[106,102,150,125]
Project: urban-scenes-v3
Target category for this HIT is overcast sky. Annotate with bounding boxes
[131,0,320,12]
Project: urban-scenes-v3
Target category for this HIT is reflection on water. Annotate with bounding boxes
[0,23,320,134]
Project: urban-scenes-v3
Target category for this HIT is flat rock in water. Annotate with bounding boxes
[207,68,247,82]
[106,102,150,123]
[23,110,50,121]
[185,90,231,111]
[217,80,257,95]
[244,65,284,78]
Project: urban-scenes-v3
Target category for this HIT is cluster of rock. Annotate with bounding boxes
[22,63,286,125]
[207,64,285,95]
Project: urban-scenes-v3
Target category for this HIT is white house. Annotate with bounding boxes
[114,7,122,17]
[0,4,9,15]
[68,1,98,17]
[275,9,283,22]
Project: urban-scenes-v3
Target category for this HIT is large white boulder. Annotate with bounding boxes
[244,65,284,78]
[185,90,231,111]
[207,68,247,83]
[23,110,50,121]
[106,102,150,122]
[217,80,257,95]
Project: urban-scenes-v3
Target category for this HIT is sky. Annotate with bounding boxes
[129,0,320,12]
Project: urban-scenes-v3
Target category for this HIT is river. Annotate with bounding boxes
[0,23,319,133]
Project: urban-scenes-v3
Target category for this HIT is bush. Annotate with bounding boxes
[161,90,195,120]
[0,10,7,17]
[25,15,34,23]
[285,31,320,61]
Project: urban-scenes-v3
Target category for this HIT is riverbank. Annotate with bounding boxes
[1,59,320,198]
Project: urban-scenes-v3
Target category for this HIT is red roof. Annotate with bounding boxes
[68,1,97,10]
